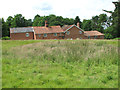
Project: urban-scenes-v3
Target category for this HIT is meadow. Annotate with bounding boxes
[2,39,118,88]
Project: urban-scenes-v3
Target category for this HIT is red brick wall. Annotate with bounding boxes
[10,32,34,40]
[84,35,104,39]
[64,26,104,39]
[36,33,64,39]
[64,26,86,39]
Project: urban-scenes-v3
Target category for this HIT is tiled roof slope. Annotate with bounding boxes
[10,27,34,33]
[84,31,104,36]
[33,26,64,34]
[62,25,73,31]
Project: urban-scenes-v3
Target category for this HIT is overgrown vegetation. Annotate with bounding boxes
[2,36,10,40]
[2,40,118,88]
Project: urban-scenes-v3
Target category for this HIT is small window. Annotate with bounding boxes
[54,33,57,36]
[79,31,82,34]
[39,34,41,37]
[88,36,90,39]
[60,33,62,36]
[67,31,70,35]
[44,34,47,37]
[94,35,97,39]
[100,36,103,38]
[26,33,29,37]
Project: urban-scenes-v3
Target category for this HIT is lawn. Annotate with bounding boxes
[2,40,118,88]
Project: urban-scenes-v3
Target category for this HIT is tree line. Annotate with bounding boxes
[1,1,119,39]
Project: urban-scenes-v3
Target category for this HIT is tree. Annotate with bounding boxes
[26,19,32,26]
[33,16,44,26]
[6,16,13,27]
[103,1,120,38]
[2,18,9,37]
[82,19,92,31]
[33,14,40,22]
[74,16,82,28]
[11,14,27,27]
[0,19,2,38]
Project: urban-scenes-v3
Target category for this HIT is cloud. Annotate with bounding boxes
[0,0,116,21]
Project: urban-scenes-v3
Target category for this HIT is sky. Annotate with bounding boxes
[0,0,118,21]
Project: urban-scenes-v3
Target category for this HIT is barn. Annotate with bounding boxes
[10,21,104,40]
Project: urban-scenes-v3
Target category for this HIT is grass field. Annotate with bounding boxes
[0,40,2,89]
[2,40,118,88]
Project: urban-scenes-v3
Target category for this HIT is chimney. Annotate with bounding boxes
[77,22,80,28]
[45,20,48,27]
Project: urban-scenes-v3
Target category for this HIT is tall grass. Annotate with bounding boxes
[2,40,118,88]
[0,40,2,89]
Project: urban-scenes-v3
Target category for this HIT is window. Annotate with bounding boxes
[88,36,90,39]
[67,31,70,35]
[60,33,62,36]
[26,33,29,37]
[54,33,57,36]
[100,36,103,38]
[39,34,41,37]
[94,35,97,39]
[79,31,82,34]
[44,34,47,37]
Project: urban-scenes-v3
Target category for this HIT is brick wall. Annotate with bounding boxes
[64,26,104,39]
[84,35,104,39]
[10,32,34,40]
[36,33,64,39]
[64,26,86,39]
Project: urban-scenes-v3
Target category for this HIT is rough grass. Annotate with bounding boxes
[0,40,2,89]
[2,40,118,88]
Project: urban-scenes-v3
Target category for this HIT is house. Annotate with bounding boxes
[10,21,104,40]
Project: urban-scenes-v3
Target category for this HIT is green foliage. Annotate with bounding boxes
[2,40,118,88]
[11,14,26,27]
[82,19,92,31]
[2,36,10,40]
[32,14,74,27]
[103,1,120,38]
[2,18,9,37]
[104,33,113,39]
[6,16,13,27]
[74,16,82,28]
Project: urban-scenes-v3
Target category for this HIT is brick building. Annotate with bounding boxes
[10,21,104,40]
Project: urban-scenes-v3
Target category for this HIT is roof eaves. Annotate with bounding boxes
[64,25,85,33]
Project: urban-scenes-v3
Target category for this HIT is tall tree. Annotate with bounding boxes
[11,14,27,27]
[74,16,82,28]
[26,19,32,26]
[0,19,2,38]
[2,18,8,37]
[33,14,40,22]
[103,1,120,38]
[6,16,13,27]
[82,19,92,31]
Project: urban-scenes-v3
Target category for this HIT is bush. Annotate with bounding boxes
[104,33,113,39]
[2,36,10,40]
[114,37,120,40]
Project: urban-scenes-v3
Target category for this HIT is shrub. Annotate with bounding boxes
[104,33,113,39]
[2,36,10,40]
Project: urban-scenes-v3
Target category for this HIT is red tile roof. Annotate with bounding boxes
[33,26,64,34]
[62,25,73,31]
[84,31,104,36]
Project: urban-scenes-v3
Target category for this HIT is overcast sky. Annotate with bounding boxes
[0,0,118,21]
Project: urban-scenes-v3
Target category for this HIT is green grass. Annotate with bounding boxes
[114,37,120,40]
[0,40,1,89]
[2,40,118,88]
